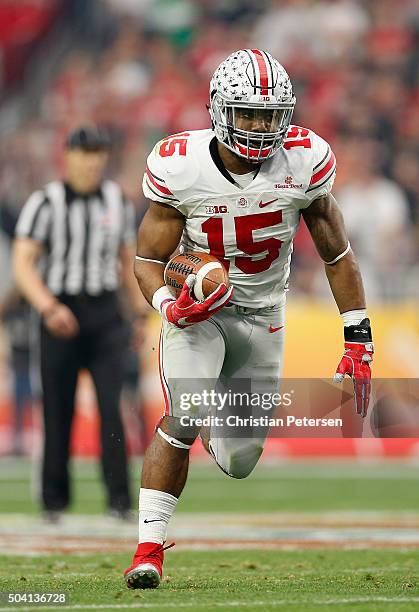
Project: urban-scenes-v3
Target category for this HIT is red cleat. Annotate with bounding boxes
[124,542,174,589]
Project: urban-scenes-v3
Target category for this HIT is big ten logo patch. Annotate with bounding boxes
[205,204,229,215]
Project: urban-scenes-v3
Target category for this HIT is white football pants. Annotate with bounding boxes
[158,299,285,478]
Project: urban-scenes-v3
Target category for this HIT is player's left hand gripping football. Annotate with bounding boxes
[333,318,374,417]
[162,275,233,329]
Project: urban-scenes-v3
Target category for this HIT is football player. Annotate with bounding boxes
[124,49,373,588]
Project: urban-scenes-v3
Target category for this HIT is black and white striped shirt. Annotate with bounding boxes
[15,180,136,296]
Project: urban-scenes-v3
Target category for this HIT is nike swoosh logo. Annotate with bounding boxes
[144,518,164,524]
[259,198,278,208]
[269,325,284,333]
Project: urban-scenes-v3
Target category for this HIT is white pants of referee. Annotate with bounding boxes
[159,299,285,478]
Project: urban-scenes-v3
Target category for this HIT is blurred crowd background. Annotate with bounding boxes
[1,0,419,299]
[0,0,418,457]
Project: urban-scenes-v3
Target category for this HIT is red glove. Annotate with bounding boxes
[334,319,374,417]
[162,274,233,329]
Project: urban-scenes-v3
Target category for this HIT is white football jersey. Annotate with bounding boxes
[143,127,336,308]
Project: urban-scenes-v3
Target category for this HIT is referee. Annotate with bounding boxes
[12,126,146,521]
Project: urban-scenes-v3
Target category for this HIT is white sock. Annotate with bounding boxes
[138,487,178,544]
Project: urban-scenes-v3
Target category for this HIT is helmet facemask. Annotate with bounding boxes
[210,92,295,163]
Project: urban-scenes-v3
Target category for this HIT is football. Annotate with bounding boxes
[164,251,229,300]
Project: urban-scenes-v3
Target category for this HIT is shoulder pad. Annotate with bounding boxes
[157,152,200,191]
[151,133,200,191]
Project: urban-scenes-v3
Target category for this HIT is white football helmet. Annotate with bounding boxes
[209,49,296,163]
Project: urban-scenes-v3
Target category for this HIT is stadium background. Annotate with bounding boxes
[1,3,419,610]
[0,0,419,462]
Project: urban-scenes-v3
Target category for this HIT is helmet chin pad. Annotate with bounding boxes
[227,120,290,162]
[233,140,273,161]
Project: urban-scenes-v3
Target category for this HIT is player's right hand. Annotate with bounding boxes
[42,302,80,339]
[162,274,233,329]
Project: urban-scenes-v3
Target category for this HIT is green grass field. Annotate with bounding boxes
[1,458,419,611]
[1,549,419,612]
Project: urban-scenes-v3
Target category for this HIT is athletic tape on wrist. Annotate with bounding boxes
[341,309,367,327]
[152,286,175,312]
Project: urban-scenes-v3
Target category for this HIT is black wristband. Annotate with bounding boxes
[344,318,372,343]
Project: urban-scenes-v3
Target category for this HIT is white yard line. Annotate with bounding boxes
[1,596,419,611]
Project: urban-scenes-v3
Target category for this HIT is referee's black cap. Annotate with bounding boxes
[66,126,111,151]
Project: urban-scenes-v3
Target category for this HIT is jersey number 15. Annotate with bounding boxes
[202,211,282,274]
